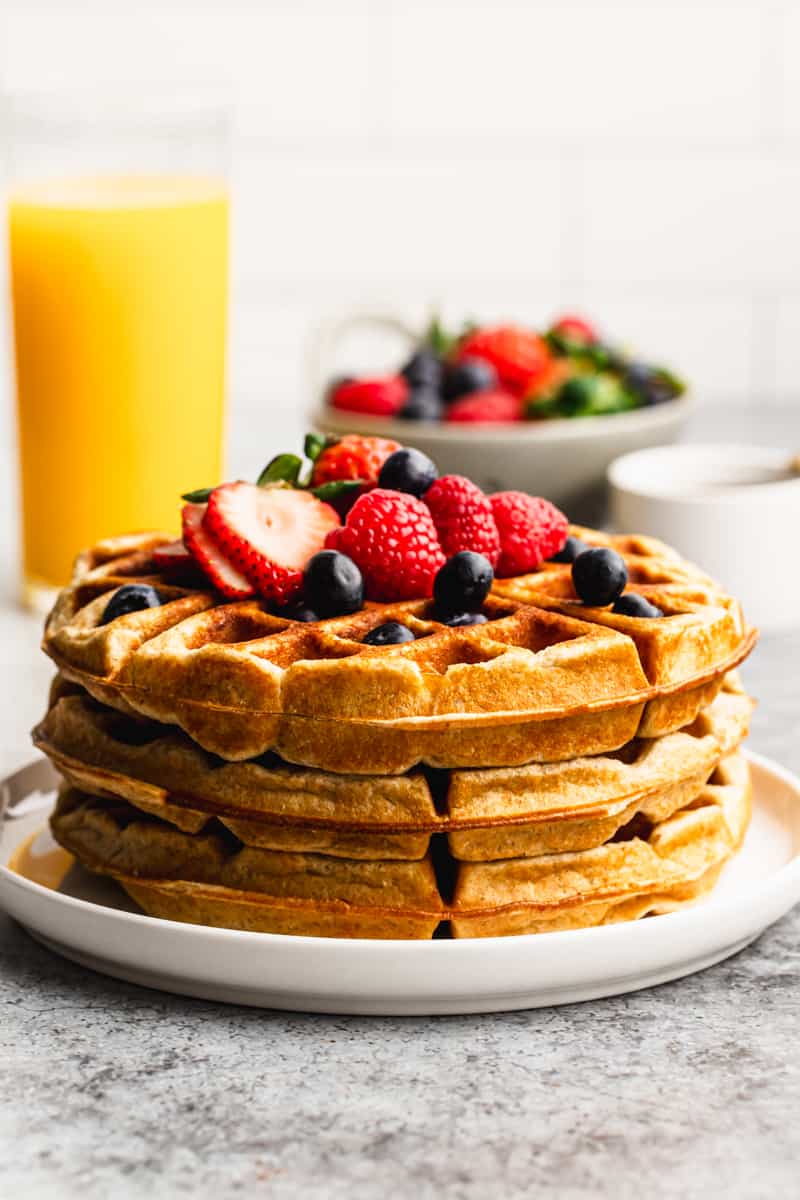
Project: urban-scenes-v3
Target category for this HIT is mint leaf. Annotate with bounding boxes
[181,486,214,502]
[257,453,303,487]
[311,479,364,502]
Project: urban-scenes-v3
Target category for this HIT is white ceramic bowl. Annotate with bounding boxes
[309,312,691,524]
[312,401,692,526]
[609,443,800,632]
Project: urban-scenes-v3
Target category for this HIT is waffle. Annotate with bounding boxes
[35,677,752,861]
[41,528,756,773]
[49,752,751,939]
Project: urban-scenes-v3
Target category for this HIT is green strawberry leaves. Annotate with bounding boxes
[181,486,214,503]
[310,479,365,502]
[257,453,304,487]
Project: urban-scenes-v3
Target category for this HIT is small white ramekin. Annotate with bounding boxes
[609,444,800,632]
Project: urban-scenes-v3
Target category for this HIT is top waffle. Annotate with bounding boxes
[42,526,755,773]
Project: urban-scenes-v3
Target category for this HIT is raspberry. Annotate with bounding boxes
[445,390,522,423]
[455,327,552,396]
[490,492,569,577]
[326,489,445,601]
[423,475,500,566]
[550,314,598,345]
[311,435,401,490]
[330,376,408,417]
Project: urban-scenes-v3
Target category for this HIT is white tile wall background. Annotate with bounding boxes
[0,0,798,499]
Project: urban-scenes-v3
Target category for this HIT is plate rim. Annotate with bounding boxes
[1,747,799,959]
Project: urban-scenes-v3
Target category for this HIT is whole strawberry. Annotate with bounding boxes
[326,489,446,601]
[330,376,408,417]
[455,326,552,397]
[445,390,522,423]
[490,492,568,577]
[423,475,500,567]
[311,435,400,492]
[549,314,598,345]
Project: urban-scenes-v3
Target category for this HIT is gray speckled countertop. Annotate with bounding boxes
[1,409,799,1199]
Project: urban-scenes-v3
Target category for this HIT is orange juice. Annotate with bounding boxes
[9,174,228,599]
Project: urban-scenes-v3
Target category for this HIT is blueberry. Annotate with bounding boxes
[101,583,162,625]
[304,550,364,618]
[612,593,664,619]
[377,447,438,496]
[363,621,415,645]
[433,551,494,616]
[548,535,587,564]
[399,387,443,422]
[277,600,319,622]
[571,547,628,607]
[624,363,683,407]
[401,349,443,389]
[441,611,488,627]
[442,357,498,402]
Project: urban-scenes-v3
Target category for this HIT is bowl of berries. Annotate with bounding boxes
[311,313,691,526]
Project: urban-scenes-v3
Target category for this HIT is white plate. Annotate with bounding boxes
[1,752,799,1015]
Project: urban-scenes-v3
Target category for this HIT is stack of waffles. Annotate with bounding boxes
[36,526,757,939]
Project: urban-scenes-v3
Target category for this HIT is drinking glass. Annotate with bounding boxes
[4,86,230,608]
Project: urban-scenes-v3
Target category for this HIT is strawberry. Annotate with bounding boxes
[455,327,552,396]
[550,314,598,345]
[152,540,193,571]
[311,435,401,491]
[326,489,445,601]
[423,475,500,566]
[490,493,569,577]
[182,503,254,599]
[330,376,408,418]
[445,390,522,423]
[203,483,339,605]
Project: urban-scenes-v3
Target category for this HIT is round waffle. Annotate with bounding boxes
[42,527,756,772]
[36,678,752,862]
[49,753,751,939]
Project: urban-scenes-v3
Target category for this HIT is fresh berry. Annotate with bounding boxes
[326,489,446,602]
[572,547,628,607]
[548,535,587,564]
[423,475,500,566]
[152,540,193,571]
[455,326,552,396]
[303,549,364,618]
[203,483,339,605]
[363,621,415,646]
[399,387,443,421]
[182,502,255,599]
[442,611,488,627]
[490,494,569,577]
[445,390,522,424]
[433,551,494,616]
[330,375,408,417]
[612,592,664,619]
[624,362,684,407]
[277,601,319,622]
[401,349,443,390]
[101,583,162,625]
[442,356,498,402]
[310,435,400,494]
[378,448,438,497]
[550,314,598,345]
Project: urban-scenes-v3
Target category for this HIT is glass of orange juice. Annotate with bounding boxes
[5,88,230,608]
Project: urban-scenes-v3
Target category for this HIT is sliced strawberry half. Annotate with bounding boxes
[182,503,255,599]
[203,482,340,605]
[152,540,194,571]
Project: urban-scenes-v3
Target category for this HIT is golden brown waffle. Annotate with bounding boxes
[42,528,755,772]
[49,752,751,939]
[35,678,751,861]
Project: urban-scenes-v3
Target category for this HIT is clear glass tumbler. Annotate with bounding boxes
[4,87,231,608]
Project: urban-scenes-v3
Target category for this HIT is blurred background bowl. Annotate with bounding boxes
[308,312,692,524]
